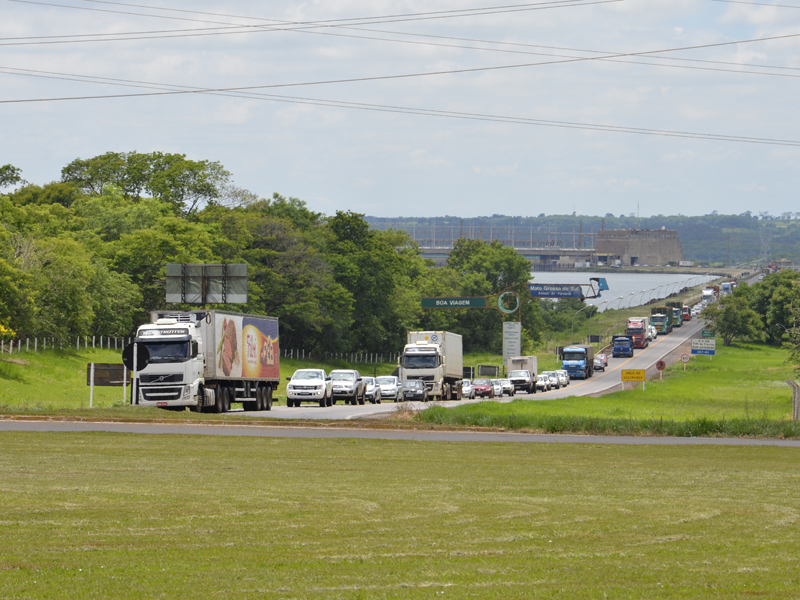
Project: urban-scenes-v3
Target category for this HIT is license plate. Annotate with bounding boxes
[298,392,311,396]
[157,402,168,407]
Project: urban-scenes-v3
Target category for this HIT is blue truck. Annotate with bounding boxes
[561,345,595,380]
[611,335,634,358]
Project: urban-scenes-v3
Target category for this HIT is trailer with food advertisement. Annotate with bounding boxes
[132,310,280,413]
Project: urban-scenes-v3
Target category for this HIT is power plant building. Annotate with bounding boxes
[595,229,684,267]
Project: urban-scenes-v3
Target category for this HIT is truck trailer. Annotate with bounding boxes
[626,318,649,349]
[612,335,634,358]
[400,331,463,400]
[651,306,673,335]
[132,310,280,413]
[561,345,595,379]
[507,356,538,393]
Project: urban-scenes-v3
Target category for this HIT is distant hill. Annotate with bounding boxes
[365,213,800,266]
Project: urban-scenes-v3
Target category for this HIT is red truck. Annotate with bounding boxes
[682,305,691,321]
[625,318,649,349]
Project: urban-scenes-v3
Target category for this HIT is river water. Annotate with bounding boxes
[528,272,718,311]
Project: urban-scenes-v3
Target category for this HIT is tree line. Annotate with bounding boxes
[2,152,600,354]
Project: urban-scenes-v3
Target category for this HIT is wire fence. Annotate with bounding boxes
[1,336,134,355]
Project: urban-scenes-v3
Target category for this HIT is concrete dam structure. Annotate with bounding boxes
[595,229,684,267]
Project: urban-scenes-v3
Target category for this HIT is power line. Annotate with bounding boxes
[2,0,619,38]
[1,65,799,147]
[3,0,798,84]
[708,0,800,8]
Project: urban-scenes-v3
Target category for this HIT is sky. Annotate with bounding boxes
[2,0,800,219]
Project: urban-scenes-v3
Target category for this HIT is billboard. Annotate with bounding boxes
[166,264,247,304]
[215,314,279,380]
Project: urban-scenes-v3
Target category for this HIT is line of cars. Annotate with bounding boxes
[286,368,432,406]
[287,365,574,408]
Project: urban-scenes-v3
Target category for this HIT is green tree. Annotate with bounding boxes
[781,286,800,367]
[0,164,24,190]
[703,292,764,347]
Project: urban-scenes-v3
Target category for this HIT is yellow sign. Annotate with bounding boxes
[621,369,646,382]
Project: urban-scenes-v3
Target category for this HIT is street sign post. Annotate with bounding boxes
[527,284,584,299]
[681,353,690,371]
[692,338,717,359]
[656,360,666,380]
[421,297,487,309]
[701,330,715,338]
[621,369,646,391]
[502,322,522,368]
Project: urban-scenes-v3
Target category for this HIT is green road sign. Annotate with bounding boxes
[702,330,714,338]
[421,297,487,309]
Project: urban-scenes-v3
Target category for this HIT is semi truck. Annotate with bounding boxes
[626,317,649,349]
[612,335,634,358]
[508,356,538,393]
[668,301,684,328]
[130,310,280,413]
[400,331,463,400]
[651,306,673,335]
[682,305,691,322]
[561,345,595,379]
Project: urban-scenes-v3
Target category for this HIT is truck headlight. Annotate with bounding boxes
[182,385,191,399]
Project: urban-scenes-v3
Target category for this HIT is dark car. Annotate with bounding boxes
[472,378,494,398]
[402,380,428,402]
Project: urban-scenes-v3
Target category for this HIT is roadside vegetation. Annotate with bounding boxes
[3,432,800,599]
[422,342,800,437]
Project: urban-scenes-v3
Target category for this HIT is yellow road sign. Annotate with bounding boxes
[621,369,646,382]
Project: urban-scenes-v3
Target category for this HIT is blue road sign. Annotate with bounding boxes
[527,284,584,299]
[691,349,716,355]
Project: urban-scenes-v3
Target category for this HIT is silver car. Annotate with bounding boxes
[363,377,381,404]
[330,369,365,405]
[377,376,401,402]
[536,374,550,392]
[491,379,503,397]
[461,379,476,399]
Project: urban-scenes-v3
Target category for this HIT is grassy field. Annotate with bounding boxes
[423,342,800,437]
[1,432,799,599]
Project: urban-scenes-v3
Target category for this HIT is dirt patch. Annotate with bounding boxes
[0,359,29,366]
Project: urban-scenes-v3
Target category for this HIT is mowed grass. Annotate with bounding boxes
[423,343,800,437]
[1,432,799,599]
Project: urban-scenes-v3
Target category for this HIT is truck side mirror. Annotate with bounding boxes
[191,341,199,358]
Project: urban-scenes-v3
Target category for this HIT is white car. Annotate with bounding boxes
[557,370,570,386]
[461,379,476,399]
[286,369,331,407]
[377,376,401,402]
[500,379,515,397]
[536,374,550,392]
[542,371,561,390]
[363,377,382,404]
[491,379,503,397]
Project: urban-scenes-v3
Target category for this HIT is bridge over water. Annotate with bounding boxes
[369,223,598,270]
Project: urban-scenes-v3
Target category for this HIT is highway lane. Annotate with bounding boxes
[240,317,706,419]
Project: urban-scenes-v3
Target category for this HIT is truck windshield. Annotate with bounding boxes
[509,371,528,378]
[403,354,438,369]
[562,351,585,362]
[142,341,191,363]
[614,339,628,346]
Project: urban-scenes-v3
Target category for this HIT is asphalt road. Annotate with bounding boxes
[2,420,798,446]
[238,316,707,420]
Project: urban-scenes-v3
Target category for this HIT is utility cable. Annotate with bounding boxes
[1,66,798,147]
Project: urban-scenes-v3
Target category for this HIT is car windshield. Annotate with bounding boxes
[402,354,438,369]
[474,379,490,386]
[501,380,511,385]
[293,371,322,380]
[363,378,374,385]
[377,377,396,385]
[509,371,527,377]
[141,341,191,363]
[331,372,355,381]
[403,381,422,389]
